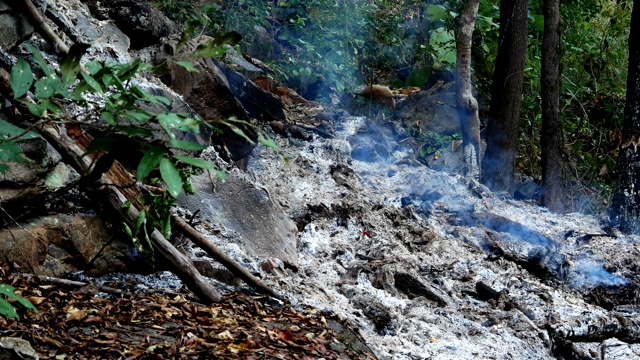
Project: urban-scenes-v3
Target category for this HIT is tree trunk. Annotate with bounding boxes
[608,1,640,233]
[541,0,564,212]
[456,0,481,179]
[482,0,529,195]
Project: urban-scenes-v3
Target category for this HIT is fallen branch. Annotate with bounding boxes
[171,214,284,300]
[19,0,70,54]
[552,312,640,344]
[35,123,223,304]
[17,273,185,298]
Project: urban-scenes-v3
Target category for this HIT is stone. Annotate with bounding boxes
[0,1,34,51]
[214,58,286,123]
[0,337,39,360]
[0,214,149,277]
[106,0,179,49]
[156,46,256,161]
[178,171,299,269]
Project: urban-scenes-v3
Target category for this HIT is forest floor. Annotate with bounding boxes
[0,268,378,359]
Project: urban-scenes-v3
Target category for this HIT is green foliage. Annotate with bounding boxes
[0,283,37,319]
[6,41,257,253]
[520,0,631,212]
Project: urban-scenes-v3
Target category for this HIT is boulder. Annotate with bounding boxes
[0,1,34,51]
[178,171,299,270]
[214,58,286,123]
[156,47,256,161]
[0,214,149,277]
[106,0,179,49]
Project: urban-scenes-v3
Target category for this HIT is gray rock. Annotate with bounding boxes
[0,1,34,51]
[178,171,299,269]
[106,0,179,49]
[0,214,147,277]
[214,58,286,123]
[0,337,39,360]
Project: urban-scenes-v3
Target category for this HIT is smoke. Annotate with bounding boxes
[569,261,627,289]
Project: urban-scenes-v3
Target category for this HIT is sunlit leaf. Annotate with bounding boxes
[173,60,199,73]
[258,134,279,150]
[10,58,34,99]
[159,158,182,198]
[85,61,103,75]
[81,73,103,94]
[172,155,215,170]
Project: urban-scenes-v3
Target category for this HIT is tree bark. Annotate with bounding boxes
[608,1,640,233]
[456,0,481,179]
[541,0,564,212]
[482,0,529,195]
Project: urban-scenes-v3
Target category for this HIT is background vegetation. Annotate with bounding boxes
[155,0,632,213]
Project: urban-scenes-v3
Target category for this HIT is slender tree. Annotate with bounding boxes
[541,0,564,211]
[608,0,640,233]
[482,0,529,194]
[456,0,481,178]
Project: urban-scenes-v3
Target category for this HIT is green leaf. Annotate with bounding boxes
[157,113,200,135]
[101,111,116,125]
[159,158,182,198]
[0,298,18,319]
[0,141,26,163]
[161,217,171,239]
[0,164,9,172]
[168,139,206,151]
[60,43,91,85]
[123,223,133,239]
[137,146,166,181]
[34,76,62,98]
[25,44,54,77]
[212,169,227,182]
[10,58,34,99]
[0,120,40,140]
[122,111,152,123]
[0,284,37,312]
[130,87,170,105]
[191,31,242,58]
[116,58,142,81]
[85,61,103,75]
[81,73,103,94]
[426,4,447,20]
[258,134,279,150]
[226,123,256,144]
[24,102,46,117]
[135,210,147,235]
[173,60,199,73]
[172,155,215,170]
[177,18,199,52]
